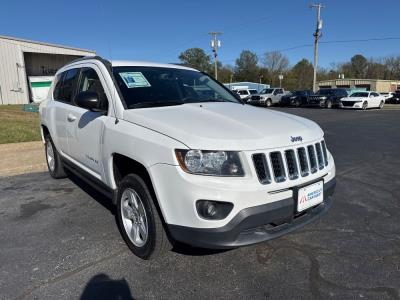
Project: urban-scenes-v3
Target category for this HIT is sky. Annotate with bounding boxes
[1,0,400,68]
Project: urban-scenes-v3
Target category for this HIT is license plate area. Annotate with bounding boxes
[295,180,324,212]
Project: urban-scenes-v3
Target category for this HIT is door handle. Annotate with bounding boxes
[67,114,77,122]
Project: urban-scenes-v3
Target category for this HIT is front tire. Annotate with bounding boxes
[325,100,332,109]
[379,101,384,109]
[362,101,368,110]
[44,135,66,179]
[266,99,272,107]
[116,174,171,260]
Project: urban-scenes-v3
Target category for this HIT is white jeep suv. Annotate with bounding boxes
[39,56,336,259]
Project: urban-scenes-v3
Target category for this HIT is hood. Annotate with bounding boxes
[123,103,324,151]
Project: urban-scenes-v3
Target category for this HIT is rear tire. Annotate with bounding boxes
[44,135,66,179]
[116,174,172,260]
[379,101,384,109]
[266,99,272,107]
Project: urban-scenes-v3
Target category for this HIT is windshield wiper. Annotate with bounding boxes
[130,101,184,109]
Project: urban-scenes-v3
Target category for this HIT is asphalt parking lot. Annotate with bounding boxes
[1,107,399,300]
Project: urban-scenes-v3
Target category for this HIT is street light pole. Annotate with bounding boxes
[278,74,283,88]
[310,3,324,93]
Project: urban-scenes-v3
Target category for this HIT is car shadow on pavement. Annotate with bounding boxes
[80,273,134,300]
[66,171,116,215]
[65,172,231,258]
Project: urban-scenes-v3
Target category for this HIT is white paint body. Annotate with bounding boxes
[40,58,335,229]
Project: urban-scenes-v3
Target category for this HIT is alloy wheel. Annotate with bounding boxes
[121,188,148,247]
[46,142,55,172]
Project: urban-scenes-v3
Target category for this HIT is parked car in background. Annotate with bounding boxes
[280,90,313,107]
[249,88,286,106]
[386,90,400,104]
[380,92,394,100]
[341,91,385,110]
[307,88,348,108]
[235,89,258,102]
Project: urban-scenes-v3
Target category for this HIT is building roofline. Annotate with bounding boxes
[0,34,95,53]
[318,78,400,83]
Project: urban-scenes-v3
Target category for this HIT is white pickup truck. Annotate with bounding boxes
[39,56,336,260]
[249,88,286,106]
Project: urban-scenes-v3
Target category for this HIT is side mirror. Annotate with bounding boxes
[75,91,102,112]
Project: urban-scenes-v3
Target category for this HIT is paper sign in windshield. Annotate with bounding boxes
[119,72,151,88]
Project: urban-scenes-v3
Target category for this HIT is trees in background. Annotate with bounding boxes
[178,48,212,73]
[234,50,259,82]
[178,48,400,90]
[262,51,289,86]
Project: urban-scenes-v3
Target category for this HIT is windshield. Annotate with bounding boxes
[350,92,369,97]
[260,88,274,94]
[113,66,239,109]
[316,89,334,95]
[249,90,258,95]
[291,91,306,96]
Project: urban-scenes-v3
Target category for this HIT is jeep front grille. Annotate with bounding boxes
[315,143,324,169]
[253,140,328,184]
[285,150,299,180]
[297,147,309,177]
[252,153,271,184]
[270,152,286,182]
[307,145,318,173]
[321,141,328,166]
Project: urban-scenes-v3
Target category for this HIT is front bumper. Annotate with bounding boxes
[168,178,336,249]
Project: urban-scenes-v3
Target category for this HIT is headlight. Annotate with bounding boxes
[175,149,245,176]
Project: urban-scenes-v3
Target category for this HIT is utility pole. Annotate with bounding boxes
[209,32,222,80]
[310,3,324,92]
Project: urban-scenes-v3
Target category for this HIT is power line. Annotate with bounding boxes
[218,36,400,65]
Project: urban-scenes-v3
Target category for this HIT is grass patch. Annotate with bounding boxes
[0,105,41,144]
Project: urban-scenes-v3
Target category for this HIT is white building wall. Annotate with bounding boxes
[0,36,95,105]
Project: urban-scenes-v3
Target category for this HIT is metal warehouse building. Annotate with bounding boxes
[0,35,95,105]
[318,78,400,93]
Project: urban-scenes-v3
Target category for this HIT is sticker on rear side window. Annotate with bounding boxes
[119,72,151,88]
